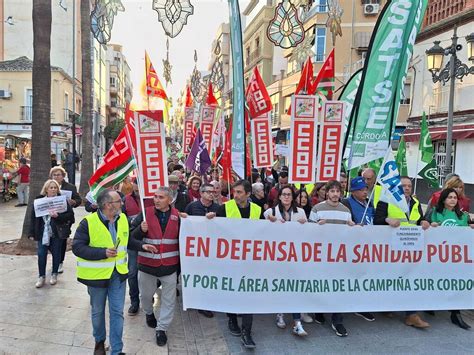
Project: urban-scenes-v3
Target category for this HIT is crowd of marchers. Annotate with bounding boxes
[26,161,473,354]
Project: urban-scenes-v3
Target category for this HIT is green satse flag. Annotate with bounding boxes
[418,159,440,188]
[396,136,408,176]
[419,112,434,163]
[348,0,428,170]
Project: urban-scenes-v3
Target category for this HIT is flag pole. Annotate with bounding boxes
[413,144,421,196]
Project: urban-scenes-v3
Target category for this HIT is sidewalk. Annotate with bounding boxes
[0,203,473,354]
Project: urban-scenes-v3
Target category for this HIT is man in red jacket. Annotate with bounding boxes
[131,186,180,347]
[13,158,30,206]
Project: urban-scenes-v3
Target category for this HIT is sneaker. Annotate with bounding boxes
[146,313,157,328]
[405,314,430,328]
[355,312,375,322]
[292,320,308,337]
[156,330,167,346]
[35,276,45,288]
[241,329,256,349]
[276,313,286,329]
[301,313,313,323]
[58,263,64,274]
[49,274,57,285]
[128,304,139,315]
[198,310,214,318]
[228,317,241,336]
[93,340,106,355]
[313,313,326,325]
[331,323,348,337]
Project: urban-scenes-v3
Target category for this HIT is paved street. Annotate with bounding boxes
[0,200,473,354]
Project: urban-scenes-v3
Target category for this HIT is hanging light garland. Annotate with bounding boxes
[210,41,225,93]
[163,38,173,86]
[266,0,305,49]
[190,50,202,101]
[289,32,315,68]
[326,0,343,46]
[152,0,194,38]
[90,0,125,45]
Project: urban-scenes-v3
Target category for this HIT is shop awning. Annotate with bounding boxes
[403,124,474,142]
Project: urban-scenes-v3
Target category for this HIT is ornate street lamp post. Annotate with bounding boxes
[425,26,474,178]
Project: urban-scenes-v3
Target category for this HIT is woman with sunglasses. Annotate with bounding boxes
[264,186,309,336]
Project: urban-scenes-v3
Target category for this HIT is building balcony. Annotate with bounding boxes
[20,106,55,122]
[245,48,262,68]
[110,85,118,96]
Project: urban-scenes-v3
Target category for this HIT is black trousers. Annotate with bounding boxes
[227,313,253,331]
[60,238,67,263]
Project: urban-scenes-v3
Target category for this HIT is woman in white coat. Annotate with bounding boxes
[264,186,309,336]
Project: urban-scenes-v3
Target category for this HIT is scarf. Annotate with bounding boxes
[188,189,201,202]
[41,215,53,246]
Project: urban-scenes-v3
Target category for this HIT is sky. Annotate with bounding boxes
[111,0,250,110]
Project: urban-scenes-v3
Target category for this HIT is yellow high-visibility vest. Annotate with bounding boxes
[76,212,129,281]
[386,197,421,226]
[372,185,382,208]
[225,199,261,220]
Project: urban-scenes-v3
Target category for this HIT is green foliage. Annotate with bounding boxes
[104,118,125,141]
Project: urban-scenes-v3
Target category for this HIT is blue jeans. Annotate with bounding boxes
[37,238,61,277]
[127,249,139,306]
[87,271,126,355]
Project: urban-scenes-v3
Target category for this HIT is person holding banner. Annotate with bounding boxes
[30,179,73,288]
[72,189,158,355]
[342,177,375,226]
[264,186,311,336]
[374,176,431,329]
[213,179,264,349]
[309,180,356,337]
[50,166,82,274]
[423,188,474,330]
[427,175,471,213]
[130,186,181,347]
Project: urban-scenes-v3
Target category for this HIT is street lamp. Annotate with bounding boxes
[425,26,474,179]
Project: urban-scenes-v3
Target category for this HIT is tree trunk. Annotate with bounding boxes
[18,0,52,249]
[79,0,93,196]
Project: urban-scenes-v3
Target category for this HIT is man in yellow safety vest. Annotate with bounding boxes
[73,189,157,355]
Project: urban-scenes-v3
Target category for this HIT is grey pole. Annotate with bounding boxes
[444,26,457,180]
[71,0,77,185]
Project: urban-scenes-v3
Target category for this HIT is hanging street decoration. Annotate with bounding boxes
[163,38,173,86]
[326,0,343,47]
[210,41,225,93]
[266,0,305,49]
[152,0,194,38]
[190,50,202,100]
[289,32,315,68]
[90,0,125,45]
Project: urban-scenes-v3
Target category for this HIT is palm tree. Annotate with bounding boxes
[79,0,93,196]
[19,0,52,248]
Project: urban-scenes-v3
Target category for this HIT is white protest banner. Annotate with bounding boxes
[316,101,345,182]
[250,112,273,168]
[33,195,68,217]
[182,108,195,154]
[288,95,318,184]
[391,226,425,251]
[60,189,72,200]
[275,144,289,157]
[180,217,473,314]
[135,110,168,198]
[199,106,216,153]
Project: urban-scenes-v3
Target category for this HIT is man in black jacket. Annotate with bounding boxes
[168,174,190,212]
[72,189,156,355]
[50,166,82,273]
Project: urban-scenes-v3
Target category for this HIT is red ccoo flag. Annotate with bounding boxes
[145,51,168,100]
[287,57,315,114]
[185,85,193,107]
[206,82,219,106]
[245,66,272,118]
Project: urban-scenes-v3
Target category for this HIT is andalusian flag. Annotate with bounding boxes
[417,112,440,188]
[88,124,136,199]
[145,51,168,100]
[396,136,408,176]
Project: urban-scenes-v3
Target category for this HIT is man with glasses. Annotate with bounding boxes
[182,183,220,318]
[50,166,82,273]
[72,189,157,355]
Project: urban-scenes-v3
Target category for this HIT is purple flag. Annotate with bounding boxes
[185,129,211,175]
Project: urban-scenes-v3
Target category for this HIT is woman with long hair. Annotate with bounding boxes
[428,175,471,212]
[425,188,474,329]
[295,189,312,219]
[29,179,73,288]
[264,186,310,336]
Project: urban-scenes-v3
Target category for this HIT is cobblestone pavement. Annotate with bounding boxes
[0,201,473,354]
